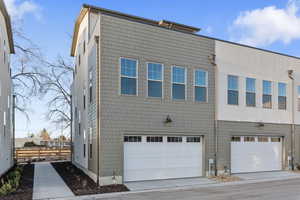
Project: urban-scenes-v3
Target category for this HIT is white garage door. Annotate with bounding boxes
[124,135,203,182]
[231,136,282,173]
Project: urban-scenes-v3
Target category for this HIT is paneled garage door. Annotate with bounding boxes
[231,136,282,173]
[124,135,203,182]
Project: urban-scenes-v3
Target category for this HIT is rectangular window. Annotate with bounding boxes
[228,75,239,105]
[231,136,241,142]
[246,78,256,107]
[278,82,287,110]
[187,136,201,143]
[195,69,207,102]
[147,63,163,97]
[244,136,255,142]
[298,86,300,111]
[78,123,81,136]
[89,144,92,158]
[172,66,186,100]
[120,58,137,95]
[89,83,93,103]
[263,80,272,108]
[258,136,268,142]
[83,89,86,109]
[83,144,86,158]
[146,136,163,143]
[124,136,142,142]
[167,137,182,143]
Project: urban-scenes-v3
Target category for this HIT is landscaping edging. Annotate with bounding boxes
[51,162,129,196]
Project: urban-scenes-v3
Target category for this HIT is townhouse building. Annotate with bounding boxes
[71,4,300,185]
[0,0,14,177]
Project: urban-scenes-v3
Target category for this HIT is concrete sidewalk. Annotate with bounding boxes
[33,162,74,200]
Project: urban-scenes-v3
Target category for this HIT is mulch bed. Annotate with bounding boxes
[51,162,129,196]
[0,164,34,200]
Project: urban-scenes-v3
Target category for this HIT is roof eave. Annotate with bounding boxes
[70,6,89,57]
[0,0,15,54]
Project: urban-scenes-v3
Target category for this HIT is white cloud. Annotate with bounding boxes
[230,0,300,47]
[4,0,41,20]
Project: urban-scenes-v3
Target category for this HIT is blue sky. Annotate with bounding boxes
[7,0,300,137]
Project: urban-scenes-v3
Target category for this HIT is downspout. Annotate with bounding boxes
[209,53,218,176]
[12,94,16,164]
[288,70,295,170]
[95,35,100,186]
[70,94,73,162]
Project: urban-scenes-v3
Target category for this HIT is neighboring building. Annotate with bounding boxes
[15,137,71,148]
[71,4,300,185]
[0,0,14,177]
[215,41,300,173]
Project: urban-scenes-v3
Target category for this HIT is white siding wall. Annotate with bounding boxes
[216,40,300,124]
[0,5,13,177]
[72,13,89,169]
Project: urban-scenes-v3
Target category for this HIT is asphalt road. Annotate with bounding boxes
[96,178,300,200]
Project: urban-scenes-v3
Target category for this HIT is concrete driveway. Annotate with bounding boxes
[235,171,300,181]
[56,178,300,200]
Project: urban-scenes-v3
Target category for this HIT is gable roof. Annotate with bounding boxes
[0,0,14,54]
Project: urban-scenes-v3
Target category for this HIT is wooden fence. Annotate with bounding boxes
[15,147,71,163]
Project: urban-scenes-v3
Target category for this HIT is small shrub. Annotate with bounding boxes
[0,166,23,196]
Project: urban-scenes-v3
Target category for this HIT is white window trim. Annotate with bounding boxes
[146,62,164,98]
[119,57,138,96]
[227,74,239,105]
[193,69,208,102]
[171,66,187,100]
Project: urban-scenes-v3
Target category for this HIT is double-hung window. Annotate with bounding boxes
[147,63,163,97]
[246,78,256,107]
[227,75,238,105]
[194,69,207,102]
[120,58,137,95]
[278,82,287,110]
[172,66,186,100]
[263,80,272,108]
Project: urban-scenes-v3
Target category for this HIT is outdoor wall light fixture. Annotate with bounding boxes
[257,122,264,127]
[164,115,173,124]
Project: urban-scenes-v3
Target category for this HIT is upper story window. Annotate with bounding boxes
[194,69,207,102]
[120,58,137,95]
[278,82,287,110]
[172,66,186,100]
[147,63,163,98]
[263,80,272,109]
[83,88,86,110]
[246,78,256,107]
[227,75,238,105]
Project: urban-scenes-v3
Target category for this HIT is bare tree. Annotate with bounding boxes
[42,56,74,129]
[11,24,47,120]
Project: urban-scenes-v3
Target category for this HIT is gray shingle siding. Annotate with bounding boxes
[98,13,215,177]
